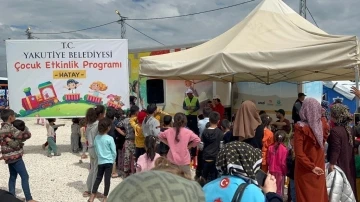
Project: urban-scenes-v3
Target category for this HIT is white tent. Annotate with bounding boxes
[140,0,360,84]
[323,81,355,100]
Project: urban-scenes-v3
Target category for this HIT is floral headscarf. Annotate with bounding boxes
[330,103,353,145]
[216,141,262,181]
[299,98,324,148]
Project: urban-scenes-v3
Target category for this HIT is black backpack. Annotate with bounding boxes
[231,183,250,202]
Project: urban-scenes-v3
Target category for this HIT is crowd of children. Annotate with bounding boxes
[5,99,360,202]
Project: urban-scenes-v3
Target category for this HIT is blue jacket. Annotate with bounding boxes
[203,175,282,202]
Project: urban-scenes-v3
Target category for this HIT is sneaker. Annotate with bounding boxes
[47,154,52,158]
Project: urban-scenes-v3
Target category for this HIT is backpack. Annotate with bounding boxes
[203,175,265,202]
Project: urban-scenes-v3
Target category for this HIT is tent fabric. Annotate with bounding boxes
[323,81,355,100]
[140,0,359,83]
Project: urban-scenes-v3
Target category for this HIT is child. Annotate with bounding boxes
[158,112,201,176]
[158,115,171,156]
[201,111,223,182]
[130,110,147,160]
[117,105,139,178]
[83,105,106,198]
[221,119,235,144]
[136,135,160,172]
[267,130,288,197]
[12,120,26,148]
[46,118,64,157]
[142,104,161,137]
[0,109,37,202]
[88,118,116,202]
[42,119,64,150]
[286,135,296,202]
[260,114,274,173]
[79,118,87,162]
[71,118,80,153]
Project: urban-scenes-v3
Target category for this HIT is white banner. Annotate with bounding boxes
[6,39,129,118]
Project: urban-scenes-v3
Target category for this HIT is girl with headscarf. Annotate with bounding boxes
[233,101,263,149]
[202,141,283,202]
[294,98,329,202]
[327,103,357,195]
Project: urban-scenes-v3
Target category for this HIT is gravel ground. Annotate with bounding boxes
[0,119,123,202]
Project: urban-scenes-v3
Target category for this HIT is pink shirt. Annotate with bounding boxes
[159,127,200,166]
[267,143,288,175]
[136,153,160,172]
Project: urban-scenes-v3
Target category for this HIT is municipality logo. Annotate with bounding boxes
[276,100,281,106]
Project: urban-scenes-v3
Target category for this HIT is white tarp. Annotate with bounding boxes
[323,81,355,100]
[140,0,359,83]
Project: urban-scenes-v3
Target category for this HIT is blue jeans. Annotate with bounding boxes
[8,158,33,201]
[289,179,296,202]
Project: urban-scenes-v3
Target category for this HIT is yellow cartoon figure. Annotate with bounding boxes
[89,81,107,97]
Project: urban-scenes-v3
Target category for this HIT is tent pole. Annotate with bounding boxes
[355,66,359,112]
[230,74,235,121]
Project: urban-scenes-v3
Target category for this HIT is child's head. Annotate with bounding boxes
[198,114,204,120]
[274,130,286,148]
[260,114,272,128]
[145,135,157,161]
[79,118,86,127]
[47,118,56,124]
[106,107,116,120]
[130,105,140,117]
[115,109,124,120]
[72,118,80,124]
[98,118,112,134]
[1,109,15,123]
[163,115,172,127]
[220,119,231,131]
[13,120,25,131]
[153,157,191,180]
[86,105,105,124]
[173,113,187,142]
[202,107,212,118]
[209,111,220,126]
[146,104,157,115]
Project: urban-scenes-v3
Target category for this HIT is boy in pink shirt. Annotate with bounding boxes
[159,113,200,176]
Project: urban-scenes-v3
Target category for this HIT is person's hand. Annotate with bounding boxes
[351,86,360,98]
[261,174,277,194]
[328,164,334,174]
[312,167,325,175]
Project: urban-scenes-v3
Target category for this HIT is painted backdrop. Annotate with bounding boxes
[6,39,129,118]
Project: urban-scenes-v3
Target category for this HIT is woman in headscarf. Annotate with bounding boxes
[294,98,329,202]
[327,103,357,195]
[202,141,282,202]
[233,101,263,149]
[107,170,205,202]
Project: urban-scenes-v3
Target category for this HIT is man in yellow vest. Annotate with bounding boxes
[183,89,200,135]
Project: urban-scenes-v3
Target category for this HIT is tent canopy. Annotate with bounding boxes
[140,0,359,84]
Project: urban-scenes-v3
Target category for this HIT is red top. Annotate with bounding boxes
[211,103,225,121]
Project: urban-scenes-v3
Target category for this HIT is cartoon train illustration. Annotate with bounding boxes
[64,94,81,102]
[85,94,103,104]
[22,81,59,111]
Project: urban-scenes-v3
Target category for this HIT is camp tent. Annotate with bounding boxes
[139,0,360,84]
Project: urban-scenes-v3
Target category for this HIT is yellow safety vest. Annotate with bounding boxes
[184,97,198,115]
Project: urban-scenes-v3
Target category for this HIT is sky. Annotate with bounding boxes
[0,0,359,77]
